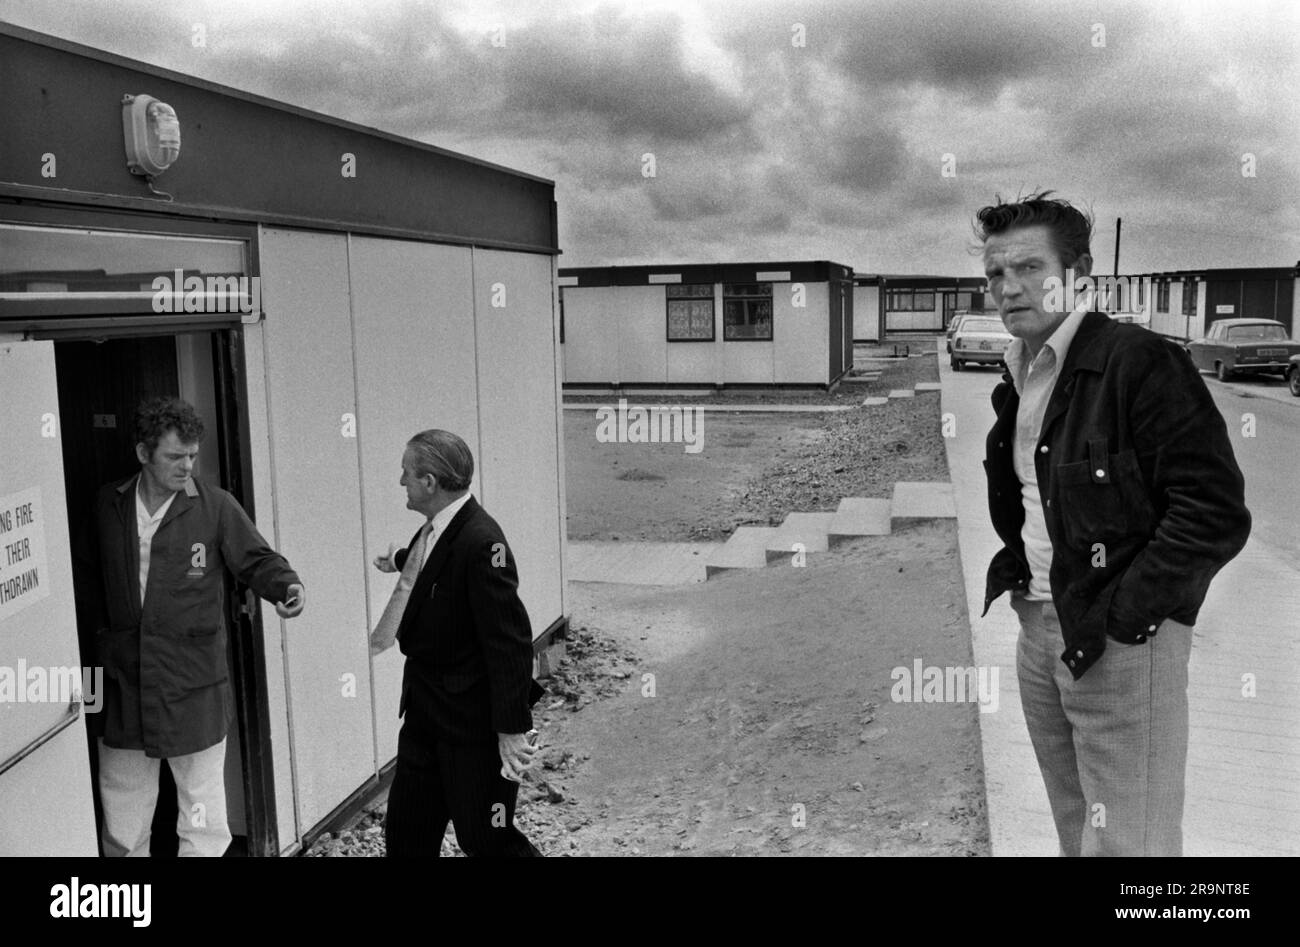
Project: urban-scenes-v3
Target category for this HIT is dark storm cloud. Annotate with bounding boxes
[0,0,1294,272]
[497,6,754,142]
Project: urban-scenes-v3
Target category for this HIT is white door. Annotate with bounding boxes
[0,340,97,855]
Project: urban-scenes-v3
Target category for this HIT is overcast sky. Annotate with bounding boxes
[3,0,1296,275]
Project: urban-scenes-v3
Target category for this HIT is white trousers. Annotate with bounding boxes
[98,737,231,857]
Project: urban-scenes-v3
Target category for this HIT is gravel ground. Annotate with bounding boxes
[302,623,641,857]
[721,353,947,532]
[565,349,949,542]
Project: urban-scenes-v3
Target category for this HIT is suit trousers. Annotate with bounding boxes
[384,717,541,857]
[98,737,231,857]
[1012,594,1193,856]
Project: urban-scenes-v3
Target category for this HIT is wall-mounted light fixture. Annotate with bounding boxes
[122,94,180,199]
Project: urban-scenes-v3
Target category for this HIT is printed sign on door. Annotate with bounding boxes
[0,487,51,623]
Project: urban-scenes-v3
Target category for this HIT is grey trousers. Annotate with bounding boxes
[1011,594,1193,856]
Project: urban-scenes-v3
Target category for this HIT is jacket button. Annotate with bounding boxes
[1046,499,1052,508]
[998,441,1005,448]
[1039,445,1049,453]
[1095,469,1105,477]
[1147,624,1157,632]
[1068,659,1076,667]
[1076,650,1084,658]
[1135,635,1145,642]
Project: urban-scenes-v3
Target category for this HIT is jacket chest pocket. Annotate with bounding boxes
[1053,439,1150,545]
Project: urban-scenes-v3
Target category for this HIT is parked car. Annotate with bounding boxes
[950,316,1013,371]
[1288,354,1300,397]
[1185,319,1300,381]
[944,310,992,354]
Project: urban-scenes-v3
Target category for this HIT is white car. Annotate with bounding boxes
[950,316,1012,371]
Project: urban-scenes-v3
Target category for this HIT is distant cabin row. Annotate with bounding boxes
[558,263,1299,389]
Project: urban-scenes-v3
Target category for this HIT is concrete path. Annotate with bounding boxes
[566,541,720,585]
[563,403,854,414]
[939,339,1300,856]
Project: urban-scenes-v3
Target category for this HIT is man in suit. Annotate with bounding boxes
[374,429,541,857]
[977,192,1250,855]
[78,396,305,857]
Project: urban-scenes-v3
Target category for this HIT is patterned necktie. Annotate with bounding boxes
[370,521,431,654]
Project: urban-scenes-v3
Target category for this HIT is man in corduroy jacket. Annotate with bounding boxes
[977,192,1251,856]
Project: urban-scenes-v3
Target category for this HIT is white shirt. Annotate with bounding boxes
[1003,297,1091,601]
[420,491,473,571]
[135,478,178,605]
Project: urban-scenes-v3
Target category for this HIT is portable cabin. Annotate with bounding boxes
[558,261,855,389]
[1141,266,1298,342]
[0,23,567,856]
[853,275,988,340]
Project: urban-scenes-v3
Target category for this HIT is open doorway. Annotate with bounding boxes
[55,329,264,856]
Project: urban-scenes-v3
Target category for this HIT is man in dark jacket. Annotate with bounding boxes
[374,429,541,857]
[976,192,1250,856]
[80,397,304,856]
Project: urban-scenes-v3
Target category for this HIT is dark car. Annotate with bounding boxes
[1288,354,1300,397]
[1186,318,1300,381]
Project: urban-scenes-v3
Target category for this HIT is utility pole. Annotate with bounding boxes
[1113,217,1122,276]
[1112,217,1122,313]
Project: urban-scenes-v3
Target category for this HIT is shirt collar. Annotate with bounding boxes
[428,491,472,541]
[1005,292,1093,394]
[135,478,178,524]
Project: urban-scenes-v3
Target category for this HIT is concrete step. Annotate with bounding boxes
[704,526,780,578]
[764,512,836,564]
[827,498,893,546]
[890,482,957,527]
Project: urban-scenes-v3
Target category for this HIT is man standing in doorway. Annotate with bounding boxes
[977,192,1250,855]
[374,429,541,857]
[81,396,304,856]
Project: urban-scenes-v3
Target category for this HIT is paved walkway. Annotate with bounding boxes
[939,340,1300,856]
[563,403,855,413]
[567,541,720,585]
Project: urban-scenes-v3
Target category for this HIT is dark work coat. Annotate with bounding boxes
[982,310,1252,679]
[80,474,299,758]
[394,496,538,744]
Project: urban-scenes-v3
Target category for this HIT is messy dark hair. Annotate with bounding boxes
[134,396,204,456]
[973,190,1094,269]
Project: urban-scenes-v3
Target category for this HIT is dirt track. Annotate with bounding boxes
[545,522,989,856]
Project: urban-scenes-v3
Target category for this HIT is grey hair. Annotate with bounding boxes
[406,429,474,492]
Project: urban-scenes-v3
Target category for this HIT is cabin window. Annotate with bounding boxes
[666,284,715,341]
[722,283,773,340]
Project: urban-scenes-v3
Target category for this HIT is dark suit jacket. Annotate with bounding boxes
[394,496,536,743]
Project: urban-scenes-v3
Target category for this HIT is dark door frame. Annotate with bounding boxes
[212,326,279,857]
[36,323,279,856]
